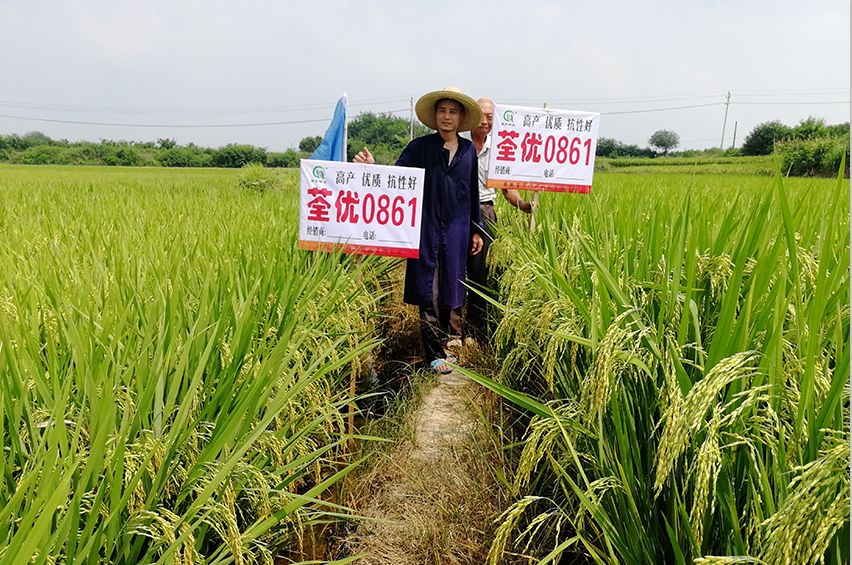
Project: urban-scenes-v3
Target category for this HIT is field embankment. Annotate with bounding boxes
[598,154,776,175]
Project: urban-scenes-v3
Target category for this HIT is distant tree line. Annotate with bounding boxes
[595,117,849,176]
[597,129,691,158]
[741,117,849,156]
[742,117,850,177]
[0,132,304,168]
[1,113,846,176]
[0,112,429,168]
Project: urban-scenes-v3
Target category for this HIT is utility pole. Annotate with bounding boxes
[409,96,414,141]
[719,91,731,149]
[731,121,738,149]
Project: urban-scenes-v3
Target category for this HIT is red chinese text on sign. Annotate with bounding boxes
[336,190,360,223]
[495,130,520,161]
[521,132,543,163]
[307,187,332,221]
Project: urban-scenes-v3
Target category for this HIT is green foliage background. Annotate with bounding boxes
[733,117,850,177]
[2,113,847,176]
[344,112,431,164]
[0,133,302,168]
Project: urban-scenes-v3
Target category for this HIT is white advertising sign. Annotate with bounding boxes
[299,159,425,258]
[486,104,600,193]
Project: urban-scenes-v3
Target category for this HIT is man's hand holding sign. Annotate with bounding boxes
[353,146,374,165]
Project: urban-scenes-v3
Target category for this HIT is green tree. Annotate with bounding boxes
[211,144,267,168]
[107,146,141,166]
[596,137,618,157]
[344,112,431,164]
[159,146,211,167]
[298,135,323,154]
[14,145,69,165]
[791,116,828,140]
[741,121,793,155]
[4,132,53,151]
[348,112,410,149]
[648,130,679,155]
[595,137,654,158]
[266,149,300,168]
[22,131,53,147]
[778,136,850,177]
[826,122,850,138]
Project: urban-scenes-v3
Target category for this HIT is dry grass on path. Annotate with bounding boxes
[334,356,502,565]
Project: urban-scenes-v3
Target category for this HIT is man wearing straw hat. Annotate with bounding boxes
[354,86,483,374]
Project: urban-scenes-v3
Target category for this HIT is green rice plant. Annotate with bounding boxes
[0,165,390,563]
[238,163,279,193]
[475,167,849,564]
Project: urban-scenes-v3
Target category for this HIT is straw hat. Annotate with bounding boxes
[415,86,482,132]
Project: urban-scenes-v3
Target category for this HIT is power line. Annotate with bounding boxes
[0,96,846,129]
[733,100,849,105]
[0,113,331,127]
[619,137,720,144]
[518,94,727,106]
[503,90,850,113]
[599,99,849,116]
[0,109,409,128]
[502,88,847,107]
[9,92,728,114]
[735,91,849,97]
[601,102,724,115]
[3,87,845,116]
[0,97,410,115]
[615,137,754,147]
[734,88,849,95]
[505,93,725,106]
[1,89,846,118]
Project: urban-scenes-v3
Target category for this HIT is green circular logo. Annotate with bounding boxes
[311,166,325,180]
[503,110,514,124]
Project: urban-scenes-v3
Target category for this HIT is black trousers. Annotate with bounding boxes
[419,264,462,363]
[466,201,497,340]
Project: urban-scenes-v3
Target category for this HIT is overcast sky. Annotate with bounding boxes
[1,0,848,151]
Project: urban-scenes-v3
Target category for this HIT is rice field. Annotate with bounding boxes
[0,165,388,563]
[0,163,849,564]
[471,169,850,563]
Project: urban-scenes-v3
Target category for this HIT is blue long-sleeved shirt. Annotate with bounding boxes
[396,133,480,309]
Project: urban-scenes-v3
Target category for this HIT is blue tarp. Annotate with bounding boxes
[309,95,347,161]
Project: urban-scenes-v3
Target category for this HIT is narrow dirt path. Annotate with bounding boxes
[410,371,477,460]
[337,368,497,564]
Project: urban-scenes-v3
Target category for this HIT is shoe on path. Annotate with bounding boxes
[429,358,453,375]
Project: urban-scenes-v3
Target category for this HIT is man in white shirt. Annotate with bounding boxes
[465,97,533,343]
